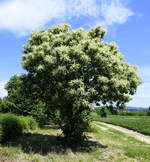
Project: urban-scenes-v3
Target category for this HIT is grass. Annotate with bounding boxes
[96,115,150,135]
[93,122,150,162]
[0,123,150,161]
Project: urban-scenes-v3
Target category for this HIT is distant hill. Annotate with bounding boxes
[126,106,149,111]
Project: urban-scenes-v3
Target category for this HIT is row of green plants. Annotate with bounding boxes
[118,110,150,116]
[93,107,150,117]
[0,113,38,143]
[98,115,150,135]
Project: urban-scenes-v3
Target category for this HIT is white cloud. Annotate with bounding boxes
[0,0,134,36]
[101,0,134,26]
[0,81,7,98]
[0,0,66,36]
[67,0,99,18]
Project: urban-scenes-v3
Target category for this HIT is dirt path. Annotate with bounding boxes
[95,121,150,144]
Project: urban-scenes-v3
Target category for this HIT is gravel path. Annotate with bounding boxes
[96,121,150,144]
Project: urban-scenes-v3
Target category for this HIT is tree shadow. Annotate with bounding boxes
[42,124,59,130]
[2,133,107,155]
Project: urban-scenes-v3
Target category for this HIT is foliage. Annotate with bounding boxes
[0,114,25,142]
[1,75,47,125]
[93,108,107,117]
[18,116,38,131]
[22,24,141,145]
[0,113,38,142]
[0,98,18,113]
[93,108,150,117]
[0,98,3,113]
[98,115,150,135]
[118,110,148,116]
[0,124,2,142]
[0,98,2,109]
[100,108,107,117]
[147,107,150,116]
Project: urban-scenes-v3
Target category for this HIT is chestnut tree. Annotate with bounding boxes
[22,24,141,145]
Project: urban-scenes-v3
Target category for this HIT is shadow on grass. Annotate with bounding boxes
[2,133,107,155]
[42,124,59,130]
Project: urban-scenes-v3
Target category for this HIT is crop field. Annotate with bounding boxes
[98,115,150,135]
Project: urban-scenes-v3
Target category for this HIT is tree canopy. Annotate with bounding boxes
[20,24,141,145]
[0,75,46,125]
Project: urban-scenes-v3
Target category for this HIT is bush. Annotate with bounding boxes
[0,114,38,142]
[93,108,109,117]
[0,114,24,142]
[26,116,38,130]
[19,116,38,131]
[100,108,107,117]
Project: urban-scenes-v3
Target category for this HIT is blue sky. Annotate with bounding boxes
[0,0,150,107]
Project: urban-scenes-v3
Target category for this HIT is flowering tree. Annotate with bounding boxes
[22,24,141,145]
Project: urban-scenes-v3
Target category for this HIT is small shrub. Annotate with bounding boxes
[25,116,38,130]
[0,114,38,143]
[18,116,30,131]
[94,108,101,116]
[100,108,107,117]
[93,108,107,117]
[18,116,38,131]
[1,114,24,142]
